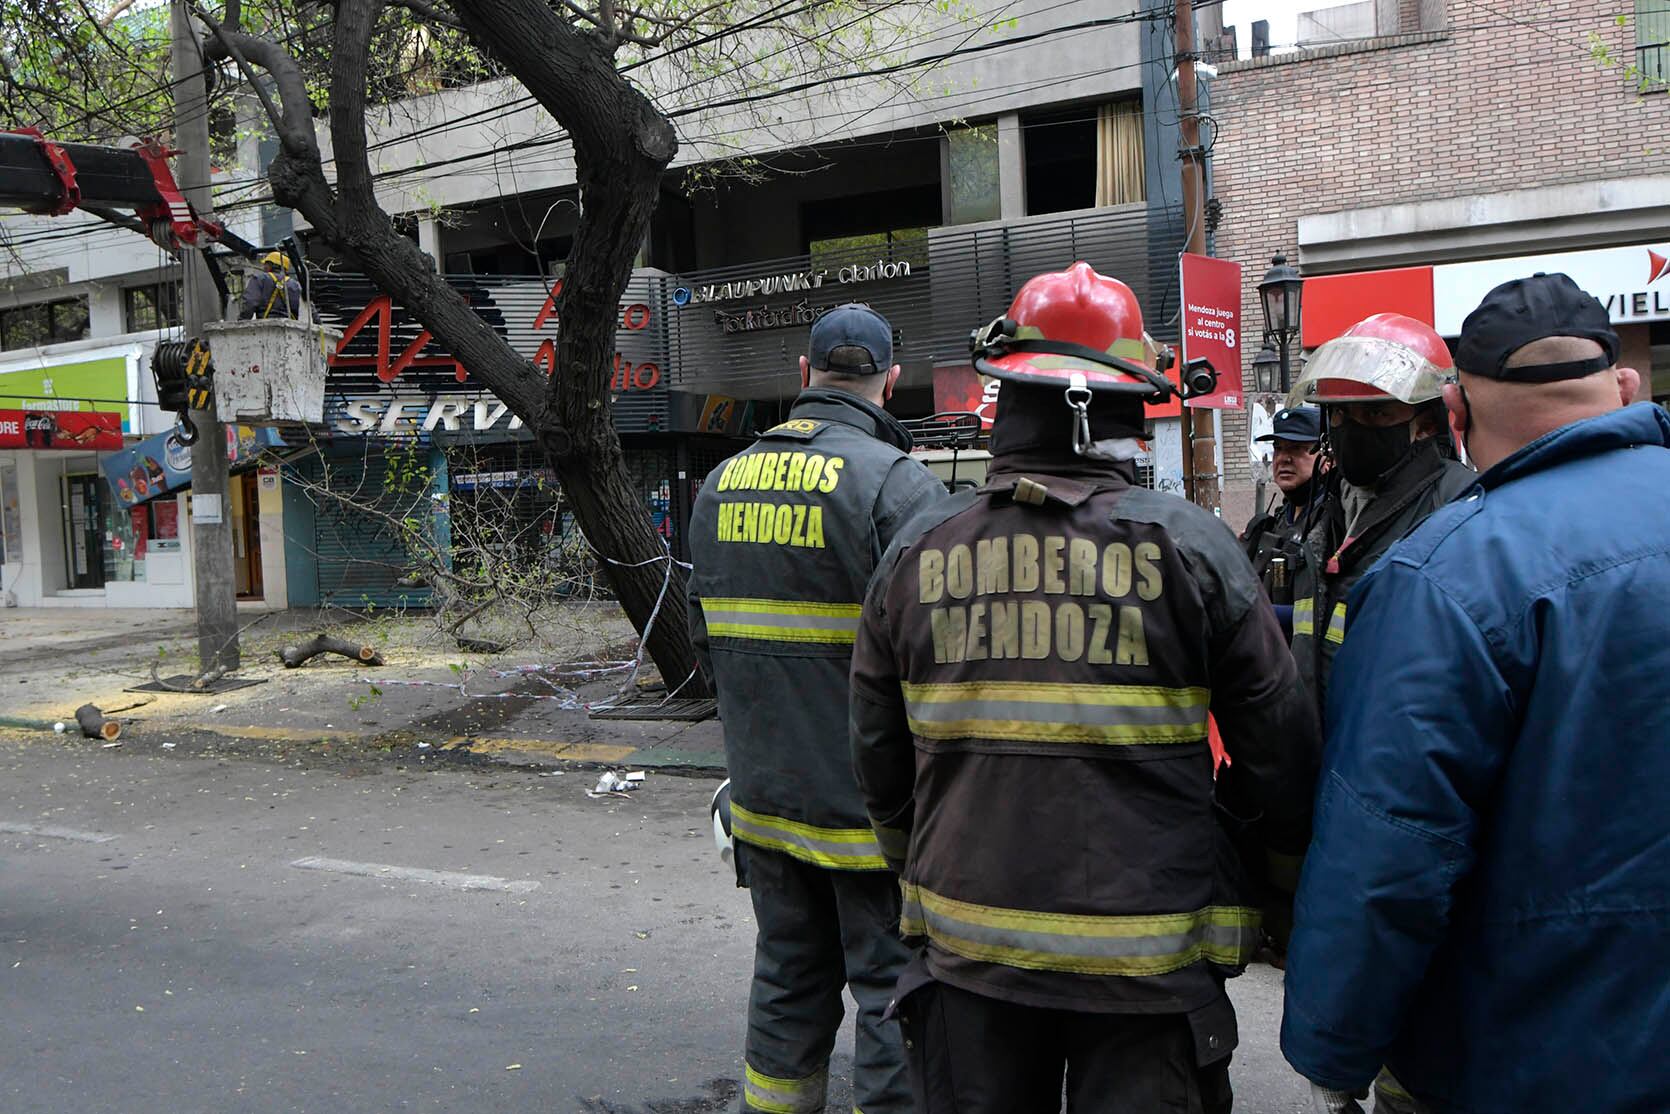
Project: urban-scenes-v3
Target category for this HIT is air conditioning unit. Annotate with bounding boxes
[201,318,341,425]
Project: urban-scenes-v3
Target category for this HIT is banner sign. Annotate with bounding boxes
[100,424,283,508]
[0,409,123,451]
[1179,253,1244,410]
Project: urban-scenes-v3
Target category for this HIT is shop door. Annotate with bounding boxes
[236,472,264,599]
[64,473,104,590]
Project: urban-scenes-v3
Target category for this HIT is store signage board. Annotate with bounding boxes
[672,259,914,307]
[1179,254,1244,410]
[100,425,282,508]
[0,356,131,431]
[0,409,123,451]
[1432,242,1670,334]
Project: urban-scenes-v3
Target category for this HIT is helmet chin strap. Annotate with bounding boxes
[1065,372,1093,455]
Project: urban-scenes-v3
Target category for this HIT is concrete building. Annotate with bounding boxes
[1210,0,1670,527]
[2,0,1209,609]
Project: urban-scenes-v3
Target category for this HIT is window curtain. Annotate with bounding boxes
[1095,101,1146,208]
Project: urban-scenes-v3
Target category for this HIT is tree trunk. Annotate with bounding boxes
[75,704,122,741]
[215,0,707,694]
[277,634,386,668]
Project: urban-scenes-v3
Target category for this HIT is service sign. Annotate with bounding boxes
[311,273,670,439]
[0,410,123,451]
[1179,253,1243,410]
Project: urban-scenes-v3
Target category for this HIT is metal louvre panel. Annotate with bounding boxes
[660,208,1154,402]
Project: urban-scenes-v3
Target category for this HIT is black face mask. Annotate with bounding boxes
[1330,416,1413,488]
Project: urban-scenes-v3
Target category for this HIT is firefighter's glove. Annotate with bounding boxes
[1308,1083,1368,1114]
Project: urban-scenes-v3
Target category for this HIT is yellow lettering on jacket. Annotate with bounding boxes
[717,451,846,493]
[714,500,826,548]
[911,532,1166,665]
[926,602,1150,666]
[919,549,945,604]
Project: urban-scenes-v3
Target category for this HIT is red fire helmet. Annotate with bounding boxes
[970,262,1174,399]
[1293,312,1454,406]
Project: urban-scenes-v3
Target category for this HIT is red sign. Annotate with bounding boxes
[0,410,124,451]
[1301,266,1434,348]
[933,365,1000,430]
[1179,254,1243,410]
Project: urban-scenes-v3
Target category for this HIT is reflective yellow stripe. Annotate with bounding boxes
[701,597,861,645]
[730,804,889,871]
[744,1063,827,1114]
[871,821,910,864]
[1325,601,1347,644]
[900,882,1260,977]
[1293,596,1316,637]
[900,680,1209,745]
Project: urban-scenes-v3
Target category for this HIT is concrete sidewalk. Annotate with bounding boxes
[0,604,727,773]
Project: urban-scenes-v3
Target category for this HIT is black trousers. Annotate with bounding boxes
[896,979,1233,1114]
[738,844,913,1114]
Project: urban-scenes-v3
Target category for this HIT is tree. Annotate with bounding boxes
[2,0,978,691]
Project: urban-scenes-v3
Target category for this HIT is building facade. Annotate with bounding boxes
[1210,0,1670,527]
[2,0,1206,610]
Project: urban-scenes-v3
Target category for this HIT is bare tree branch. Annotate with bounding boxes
[386,0,465,32]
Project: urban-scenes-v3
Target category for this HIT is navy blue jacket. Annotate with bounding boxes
[1282,404,1670,1114]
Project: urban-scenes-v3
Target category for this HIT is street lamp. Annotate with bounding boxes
[1258,254,1304,392]
[1250,344,1282,395]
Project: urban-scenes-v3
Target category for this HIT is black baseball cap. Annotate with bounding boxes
[1255,405,1322,444]
[809,304,893,374]
[1455,273,1620,383]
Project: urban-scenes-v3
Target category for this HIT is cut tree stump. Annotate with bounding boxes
[276,635,385,669]
[74,704,121,741]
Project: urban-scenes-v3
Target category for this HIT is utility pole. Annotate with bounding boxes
[1175,0,1220,515]
[172,0,240,674]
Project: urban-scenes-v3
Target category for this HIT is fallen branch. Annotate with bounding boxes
[277,635,385,669]
[74,704,122,741]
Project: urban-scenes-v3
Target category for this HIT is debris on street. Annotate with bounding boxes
[277,634,386,669]
[74,704,122,741]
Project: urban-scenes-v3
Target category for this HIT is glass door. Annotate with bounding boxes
[63,473,105,590]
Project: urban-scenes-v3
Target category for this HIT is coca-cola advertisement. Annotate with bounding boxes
[0,409,124,452]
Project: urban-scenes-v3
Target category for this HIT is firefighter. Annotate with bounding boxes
[1286,314,1474,717]
[1283,313,1475,1114]
[687,304,946,1114]
[1241,405,1326,618]
[849,263,1320,1113]
[239,251,302,320]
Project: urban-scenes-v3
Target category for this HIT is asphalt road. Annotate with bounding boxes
[0,738,1311,1113]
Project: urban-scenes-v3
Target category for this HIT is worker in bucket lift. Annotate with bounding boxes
[239,251,302,320]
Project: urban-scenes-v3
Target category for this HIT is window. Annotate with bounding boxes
[809,227,929,273]
[123,282,183,332]
[0,296,90,351]
[1640,0,1670,88]
[1023,108,1097,216]
[946,125,1001,226]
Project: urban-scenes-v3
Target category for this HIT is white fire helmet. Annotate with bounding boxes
[710,779,733,867]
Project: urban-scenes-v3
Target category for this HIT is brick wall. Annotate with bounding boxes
[1210,0,1670,529]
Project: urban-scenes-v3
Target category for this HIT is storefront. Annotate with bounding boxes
[298,271,757,604]
[1301,240,1670,402]
[0,343,160,608]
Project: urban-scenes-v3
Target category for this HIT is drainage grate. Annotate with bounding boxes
[126,675,268,695]
[589,698,718,722]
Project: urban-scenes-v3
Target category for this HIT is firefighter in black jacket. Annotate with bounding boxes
[688,304,946,1114]
[850,264,1320,1113]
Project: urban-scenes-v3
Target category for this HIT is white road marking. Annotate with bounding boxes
[0,821,118,844]
[289,856,540,894]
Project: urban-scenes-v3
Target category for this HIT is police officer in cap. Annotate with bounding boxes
[688,304,946,1114]
[1241,405,1327,614]
[851,262,1320,1113]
